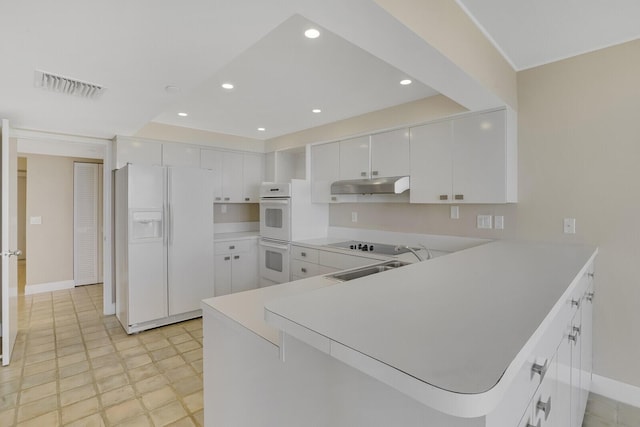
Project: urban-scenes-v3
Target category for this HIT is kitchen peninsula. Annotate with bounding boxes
[202,240,597,427]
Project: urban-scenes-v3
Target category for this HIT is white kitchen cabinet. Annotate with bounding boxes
[221,151,244,203]
[311,142,337,203]
[290,244,383,282]
[214,239,258,296]
[200,149,223,198]
[410,109,516,204]
[162,142,200,167]
[242,153,264,203]
[370,128,410,178]
[339,136,370,180]
[114,137,163,169]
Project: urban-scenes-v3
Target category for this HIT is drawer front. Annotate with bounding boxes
[318,250,380,270]
[215,239,255,255]
[290,260,322,279]
[291,245,319,263]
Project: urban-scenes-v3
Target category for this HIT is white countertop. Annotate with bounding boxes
[264,240,597,412]
[214,231,259,242]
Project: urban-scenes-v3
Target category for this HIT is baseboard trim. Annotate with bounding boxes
[592,374,640,408]
[25,280,75,295]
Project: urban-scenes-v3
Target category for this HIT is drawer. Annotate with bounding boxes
[318,250,380,270]
[291,245,319,263]
[215,239,255,255]
[290,260,323,279]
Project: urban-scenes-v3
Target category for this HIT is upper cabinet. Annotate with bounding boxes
[114,137,162,169]
[410,109,517,204]
[338,129,410,180]
[370,128,410,178]
[162,142,200,168]
[201,149,264,203]
[311,142,340,203]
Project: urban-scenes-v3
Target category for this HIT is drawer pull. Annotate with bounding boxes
[224,256,230,261]
[536,397,552,420]
[531,360,548,381]
[586,292,595,303]
[244,197,250,201]
[571,299,581,309]
[301,268,307,273]
[360,171,367,177]
[229,245,235,250]
[224,197,230,201]
[331,196,337,201]
[234,255,240,260]
[215,197,222,201]
[372,170,379,176]
[301,252,307,257]
[572,325,582,336]
[454,194,464,200]
[439,195,449,201]
[587,272,595,278]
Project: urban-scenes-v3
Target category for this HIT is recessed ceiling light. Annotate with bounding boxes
[400,79,412,86]
[304,28,320,39]
[312,109,322,113]
[257,127,266,132]
[177,112,188,117]
[221,83,234,90]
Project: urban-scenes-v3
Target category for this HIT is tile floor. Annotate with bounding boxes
[583,393,640,427]
[0,284,204,426]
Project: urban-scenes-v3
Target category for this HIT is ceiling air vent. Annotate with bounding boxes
[34,70,105,99]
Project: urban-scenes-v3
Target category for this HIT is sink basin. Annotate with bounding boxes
[327,260,409,282]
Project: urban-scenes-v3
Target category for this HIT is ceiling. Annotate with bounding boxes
[1,0,638,140]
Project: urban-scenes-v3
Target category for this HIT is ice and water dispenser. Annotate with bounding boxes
[130,210,163,242]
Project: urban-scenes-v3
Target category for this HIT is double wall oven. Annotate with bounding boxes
[259,183,292,286]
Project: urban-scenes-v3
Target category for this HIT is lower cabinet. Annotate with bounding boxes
[214,239,258,296]
[290,244,384,281]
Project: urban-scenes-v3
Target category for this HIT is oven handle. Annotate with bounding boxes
[260,199,290,205]
[259,241,290,251]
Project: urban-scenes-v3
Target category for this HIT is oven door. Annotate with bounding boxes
[259,238,290,286]
[259,198,291,242]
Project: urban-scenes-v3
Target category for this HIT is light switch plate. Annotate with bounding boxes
[450,206,459,219]
[564,218,576,234]
[494,215,504,230]
[30,216,42,225]
[477,215,492,229]
[351,212,358,223]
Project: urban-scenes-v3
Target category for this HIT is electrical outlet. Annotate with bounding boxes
[450,206,459,219]
[494,216,504,230]
[351,212,358,223]
[564,218,576,234]
[477,215,492,229]
[221,204,227,214]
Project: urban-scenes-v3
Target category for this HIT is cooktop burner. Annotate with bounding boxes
[328,240,412,255]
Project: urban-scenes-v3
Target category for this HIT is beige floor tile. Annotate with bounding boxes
[92,362,125,380]
[171,376,203,397]
[192,409,204,427]
[119,345,148,359]
[618,402,640,426]
[151,346,178,362]
[183,391,203,413]
[95,372,129,393]
[0,407,16,425]
[149,400,187,427]
[24,350,56,366]
[190,360,203,374]
[124,353,153,370]
[164,365,196,383]
[134,374,169,395]
[19,380,57,404]
[90,353,120,369]
[113,337,141,352]
[59,371,93,392]
[175,340,201,353]
[166,417,197,427]
[104,398,145,425]
[83,330,109,342]
[16,409,60,427]
[84,337,112,350]
[21,369,58,389]
[23,359,56,377]
[63,412,105,427]
[87,344,115,359]
[144,338,171,351]
[58,351,87,368]
[157,355,185,372]
[17,395,58,423]
[0,392,18,411]
[0,378,21,395]
[168,333,192,345]
[0,366,24,384]
[114,414,153,427]
[27,341,56,355]
[127,363,160,383]
[59,361,90,379]
[100,384,136,408]
[141,385,178,411]
[60,383,96,407]
[57,343,85,357]
[181,349,202,363]
[60,396,100,425]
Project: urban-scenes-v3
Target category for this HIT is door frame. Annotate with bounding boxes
[14,129,115,315]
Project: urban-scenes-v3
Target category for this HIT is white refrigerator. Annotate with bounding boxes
[115,164,214,333]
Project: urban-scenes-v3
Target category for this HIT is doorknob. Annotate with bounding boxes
[2,249,22,257]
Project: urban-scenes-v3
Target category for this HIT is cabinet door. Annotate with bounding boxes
[570,310,582,427]
[339,136,370,180]
[242,153,264,203]
[221,151,244,202]
[370,128,410,178]
[214,254,232,297]
[452,110,506,203]
[409,121,452,203]
[532,353,556,427]
[162,142,200,167]
[311,142,340,203]
[115,138,162,169]
[580,279,594,416]
[201,149,224,201]
[231,250,258,293]
[556,317,573,427]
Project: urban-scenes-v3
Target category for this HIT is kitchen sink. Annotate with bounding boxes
[326,260,409,282]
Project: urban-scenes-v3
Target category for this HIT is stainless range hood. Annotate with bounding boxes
[330,176,410,195]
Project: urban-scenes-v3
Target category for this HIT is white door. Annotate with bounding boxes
[1,119,19,366]
[74,163,99,286]
[214,254,232,296]
[167,167,215,315]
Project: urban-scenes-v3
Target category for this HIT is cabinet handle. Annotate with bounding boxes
[571,299,581,309]
[536,397,552,421]
[572,325,582,336]
[234,255,240,260]
[224,197,230,201]
[301,252,307,257]
[244,197,250,201]
[568,332,578,344]
[360,171,367,177]
[526,419,541,427]
[229,245,235,250]
[372,170,379,176]
[587,272,595,278]
[531,360,548,381]
[454,194,464,200]
[439,195,449,201]
[586,292,595,303]
[224,256,230,261]
[301,268,307,273]
[331,196,337,202]
[215,197,222,201]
